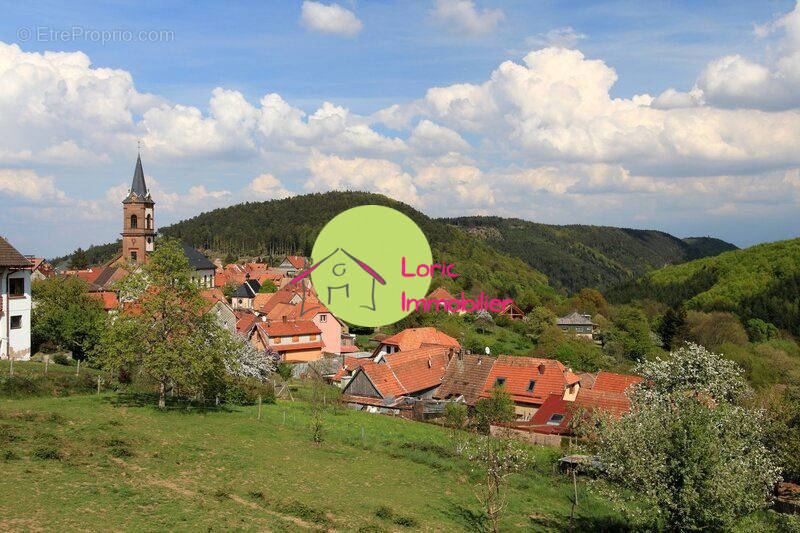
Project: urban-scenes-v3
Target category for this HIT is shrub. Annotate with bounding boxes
[53,354,70,366]
[746,319,779,343]
[223,378,276,406]
[32,446,62,460]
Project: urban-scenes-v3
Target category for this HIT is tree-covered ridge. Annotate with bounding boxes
[158,191,556,305]
[443,216,737,292]
[608,238,800,335]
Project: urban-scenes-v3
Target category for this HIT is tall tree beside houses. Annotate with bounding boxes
[94,238,240,408]
[0,236,33,365]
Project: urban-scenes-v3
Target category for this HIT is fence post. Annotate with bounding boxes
[258,395,262,421]
[96,376,101,395]
[283,410,286,425]
[44,357,49,374]
[75,359,80,377]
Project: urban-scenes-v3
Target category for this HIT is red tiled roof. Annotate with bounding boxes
[380,327,460,351]
[257,319,321,337]
[88,291,119,311]
[479,355,572,406]
[427,286,455,301]
[236,313,258,334]
[74,268,103,284]
[591,371,643,394]
[355,347,450,398]
[526,395,575,435]
[359,361,407,397]
[575,389,633,417]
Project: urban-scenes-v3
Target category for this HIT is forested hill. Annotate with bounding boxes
[444,216,736,292]
[607,238,800,336]
[160,192,557,306]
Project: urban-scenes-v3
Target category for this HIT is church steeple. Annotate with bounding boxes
[121,152,155,264]
[124,153,152,203]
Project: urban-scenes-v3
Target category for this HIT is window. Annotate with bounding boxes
[10,315,21,329]
[527,379,536,392]
[319,314,327,322]
[494,377,506,387]
[310,334,317,340]
[146,214,152,229]
[147,237,152,244]
[292,335,299,342]
[130,214,138,228]
[273,337,281,344]
[9,277,24,297]
[546,413,565,426]
[130,250,138,261]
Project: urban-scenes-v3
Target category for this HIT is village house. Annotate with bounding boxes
[232,275,261,310]
[262,298,352,355]
[181,243,216,289]
[500,371,643,442]
[478,355,581,420]
[556,311,597,338]
[425,286,466,315]
[340,346,452,414]
[250,317,323,362]
[88,291,120,313]
[1,236,33,361]
[201,288,237,333]
[277,255,307,277]
[373,327,460,358]
[26,257,54,281]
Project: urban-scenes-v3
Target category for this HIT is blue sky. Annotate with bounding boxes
[1,0,799,256]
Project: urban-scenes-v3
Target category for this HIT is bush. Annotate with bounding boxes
[223,378,276,406]
[32,446,62,460]
[53,354,70,366]
[746,319,779,343]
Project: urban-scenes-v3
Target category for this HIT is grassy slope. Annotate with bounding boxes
[444,216,737,293]
[0,392,621,532]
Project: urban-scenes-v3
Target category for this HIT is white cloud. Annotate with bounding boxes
[305,152,419,205]
[247,173,294,200]
[0,169,68,202]
[431,0,504,36]
[300,1,363,37]
[697,2,800,110]
[408,119,471,154]
[527,27,586,49]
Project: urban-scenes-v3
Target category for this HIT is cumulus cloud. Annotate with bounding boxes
[0,169,68,202]
[697,1,800,110]
[247,173,295,200]
[305,152,419,205]
[431,0,504,35]
[300,1,363,37]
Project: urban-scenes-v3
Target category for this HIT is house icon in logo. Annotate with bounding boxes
[290,248,386,311]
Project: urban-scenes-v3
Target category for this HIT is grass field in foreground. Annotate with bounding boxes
[0,391,628,532]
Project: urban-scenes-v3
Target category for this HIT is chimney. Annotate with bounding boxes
[538,363,546,375]
[448,346,455,360]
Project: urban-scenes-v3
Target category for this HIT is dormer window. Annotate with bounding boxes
[130,214,138,228]
[527,379,536,392]
[494,377,506,387]
[546,413,565,426]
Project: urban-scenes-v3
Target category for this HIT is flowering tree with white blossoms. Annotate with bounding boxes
[591,343,781,531]
[225,334,279,382]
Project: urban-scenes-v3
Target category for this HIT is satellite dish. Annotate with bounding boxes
[484,346,491,355]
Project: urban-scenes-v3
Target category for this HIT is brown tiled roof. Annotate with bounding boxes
[0,236,32,267]
[435,354,497,405]
[235,312,258,334]
[274,341,324,353]
[380,327,460,351]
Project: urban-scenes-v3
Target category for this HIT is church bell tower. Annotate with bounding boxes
[121,153,155,263]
